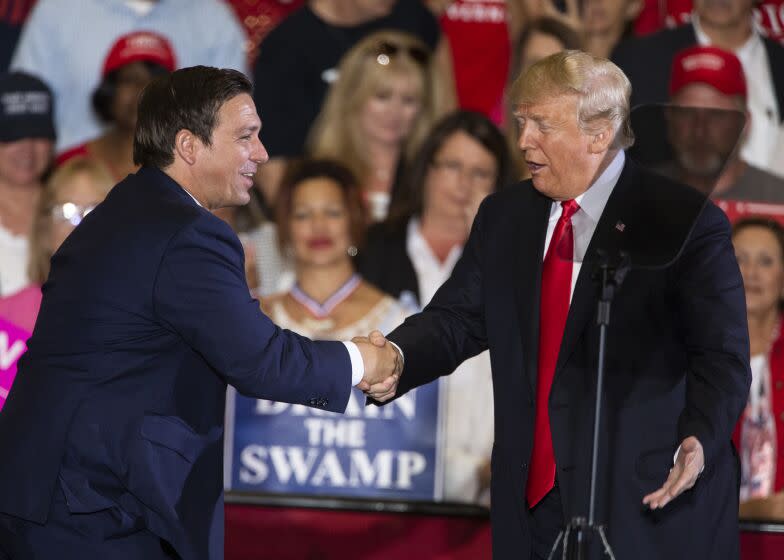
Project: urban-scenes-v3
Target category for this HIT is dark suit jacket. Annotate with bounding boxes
[385,160,751,559]
[0,167,351,560]
[611,23,784,119]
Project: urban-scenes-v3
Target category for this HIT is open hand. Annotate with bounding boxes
[642,436,705,510]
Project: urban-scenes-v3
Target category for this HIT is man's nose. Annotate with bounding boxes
[518,123,534,151]
[253,136,269,164]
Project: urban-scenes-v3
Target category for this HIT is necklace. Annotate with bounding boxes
[290,274,361,322]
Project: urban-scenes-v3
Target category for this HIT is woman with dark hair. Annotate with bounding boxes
[56,31,175,179]
[263,158,413,345]
[732,217,784,514]
[358,109,511,504]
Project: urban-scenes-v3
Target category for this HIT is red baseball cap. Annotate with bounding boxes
[669,45,746,98]
[102,31,176,77]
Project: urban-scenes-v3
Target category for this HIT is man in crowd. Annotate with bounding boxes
[666,45,784,204]
[0,66,400,560]
[365,51,750,559]
[612,0,784,176]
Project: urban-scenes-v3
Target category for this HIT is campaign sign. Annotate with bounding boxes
[0,317,30,411]
[225,380,443,501]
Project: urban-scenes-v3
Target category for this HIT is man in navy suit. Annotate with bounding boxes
[0,66,400,559]
[366,50,751,559]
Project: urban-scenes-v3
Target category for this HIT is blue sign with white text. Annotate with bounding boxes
[226,380,442,501]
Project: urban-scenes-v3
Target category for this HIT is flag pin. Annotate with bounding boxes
[615,221,625,232]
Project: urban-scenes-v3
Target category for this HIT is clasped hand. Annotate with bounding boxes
[352,330,402,402]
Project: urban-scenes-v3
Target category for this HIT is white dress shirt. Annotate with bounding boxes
[543,150,626,301]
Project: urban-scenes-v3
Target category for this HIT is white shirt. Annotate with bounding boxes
[0,221,29,297]
[693,15,781,175]
[406,216,495,504]
[543,150,626,301]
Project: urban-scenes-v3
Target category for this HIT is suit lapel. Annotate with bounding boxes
[554,162,637,377]
[513,187,551,399]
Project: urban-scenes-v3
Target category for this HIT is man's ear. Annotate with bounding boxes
[173,129,201,165]
[589,124,614,154]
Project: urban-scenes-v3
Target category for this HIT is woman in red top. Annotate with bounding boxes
[732,217,784,505]
[56,31,175,180]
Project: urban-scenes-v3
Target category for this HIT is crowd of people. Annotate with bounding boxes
[1,0,784,516]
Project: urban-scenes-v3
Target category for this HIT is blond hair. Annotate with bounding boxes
[307,30,448,187]
[28,157,114,284]
[509,50,634,150]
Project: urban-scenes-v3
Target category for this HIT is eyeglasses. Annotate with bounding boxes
[431,159,497,186]
[371,41,430,67]
[50,202,96,226]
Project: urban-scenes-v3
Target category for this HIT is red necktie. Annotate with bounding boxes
[526,199,580,508]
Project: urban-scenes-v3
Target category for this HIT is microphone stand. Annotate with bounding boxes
[548,250,629,560]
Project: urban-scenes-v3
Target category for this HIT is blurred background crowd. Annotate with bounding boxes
[2,0,784,519]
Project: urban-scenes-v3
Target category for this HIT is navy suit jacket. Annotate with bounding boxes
[0,167,352,559]
[385,160,751,559]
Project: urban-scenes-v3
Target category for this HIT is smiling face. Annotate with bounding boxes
[288,177,354,268]
[357,72,423,148]
[0,138,53,187]
[515,93,607,200]
[190,93,268,209]
[734,225,784,318]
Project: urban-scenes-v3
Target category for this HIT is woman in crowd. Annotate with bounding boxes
[0,157,114,333]
[308,30,447,222]
[358,110,512,504]
[56,31,176,179]
[263,158,412,348]
[732,217,784,516]
[504,17,581,179]
[0,72,55,299]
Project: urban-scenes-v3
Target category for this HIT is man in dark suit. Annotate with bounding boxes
[0,66,400,560]
[365,50,750,559]
[611,0,784,176]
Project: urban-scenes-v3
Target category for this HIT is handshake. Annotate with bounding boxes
[352,330,403,402]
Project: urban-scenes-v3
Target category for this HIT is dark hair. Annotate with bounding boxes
[275,159,367,253]
[386,110,512,227]
[133,66,252,169]
[92,61,170,124]
[509,17,583,80]
[733,216,784,260]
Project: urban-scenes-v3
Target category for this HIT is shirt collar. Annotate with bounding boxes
[549,150,625,222]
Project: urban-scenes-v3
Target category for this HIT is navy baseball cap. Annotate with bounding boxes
[0,72,56,143]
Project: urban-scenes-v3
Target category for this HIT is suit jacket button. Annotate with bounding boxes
[522,462,528,469]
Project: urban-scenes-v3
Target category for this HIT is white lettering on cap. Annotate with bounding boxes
[1,91,50,116]
[682,53,724,72]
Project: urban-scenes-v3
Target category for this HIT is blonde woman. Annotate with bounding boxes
[308,30,449,222]
[0,158,113,333]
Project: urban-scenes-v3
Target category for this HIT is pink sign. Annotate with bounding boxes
[0,316,30,411]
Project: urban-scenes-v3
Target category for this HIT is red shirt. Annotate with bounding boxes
[440,0,510,123]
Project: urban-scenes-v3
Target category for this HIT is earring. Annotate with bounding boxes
[347,245,358,257]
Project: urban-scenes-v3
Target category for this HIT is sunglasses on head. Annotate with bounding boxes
[371,41,430,67]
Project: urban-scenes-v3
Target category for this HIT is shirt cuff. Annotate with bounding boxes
[388,341,405,368]
[342,341,365,386]
[673,445,705,475]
